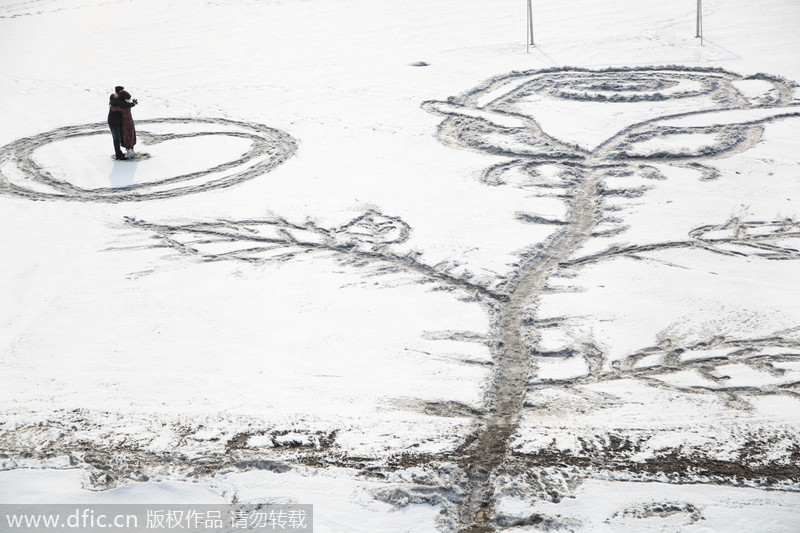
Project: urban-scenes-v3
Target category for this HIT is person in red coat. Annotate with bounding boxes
[109,88,138,159]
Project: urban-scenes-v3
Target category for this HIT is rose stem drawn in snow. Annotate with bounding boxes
[125,67,800,532]
[0,118,297,202]
[421,66,800,531]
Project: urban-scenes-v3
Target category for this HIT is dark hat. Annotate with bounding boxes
[114,85,124,93]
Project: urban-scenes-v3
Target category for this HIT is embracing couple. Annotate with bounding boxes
[108,85,138,160]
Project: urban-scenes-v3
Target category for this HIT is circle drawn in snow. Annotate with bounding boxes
[541,71,719,102]
[0,118,297,202]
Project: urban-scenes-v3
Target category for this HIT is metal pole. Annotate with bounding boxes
[527,0,535,47]
[696,0,703,44]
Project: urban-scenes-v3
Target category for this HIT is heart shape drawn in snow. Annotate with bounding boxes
[0,117,298,202]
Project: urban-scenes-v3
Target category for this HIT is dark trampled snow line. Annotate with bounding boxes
[454,168,602,532]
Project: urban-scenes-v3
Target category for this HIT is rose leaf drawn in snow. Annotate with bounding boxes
[125,210,505,303]
[529,334,800,403]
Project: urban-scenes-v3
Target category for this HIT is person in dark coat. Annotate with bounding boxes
[108,86,137,160]
[114,90,138,158]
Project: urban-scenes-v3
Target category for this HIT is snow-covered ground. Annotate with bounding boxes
[1,0,799,531]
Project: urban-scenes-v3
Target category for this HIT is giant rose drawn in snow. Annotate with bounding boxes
[419,66,800,530]
[0,118,297,201]
[124,68,800,531]
[420,67,800,401]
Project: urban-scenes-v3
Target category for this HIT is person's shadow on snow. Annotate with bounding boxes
[108,159,138,188]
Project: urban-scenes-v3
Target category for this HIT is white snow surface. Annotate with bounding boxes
[1,0,800,531]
